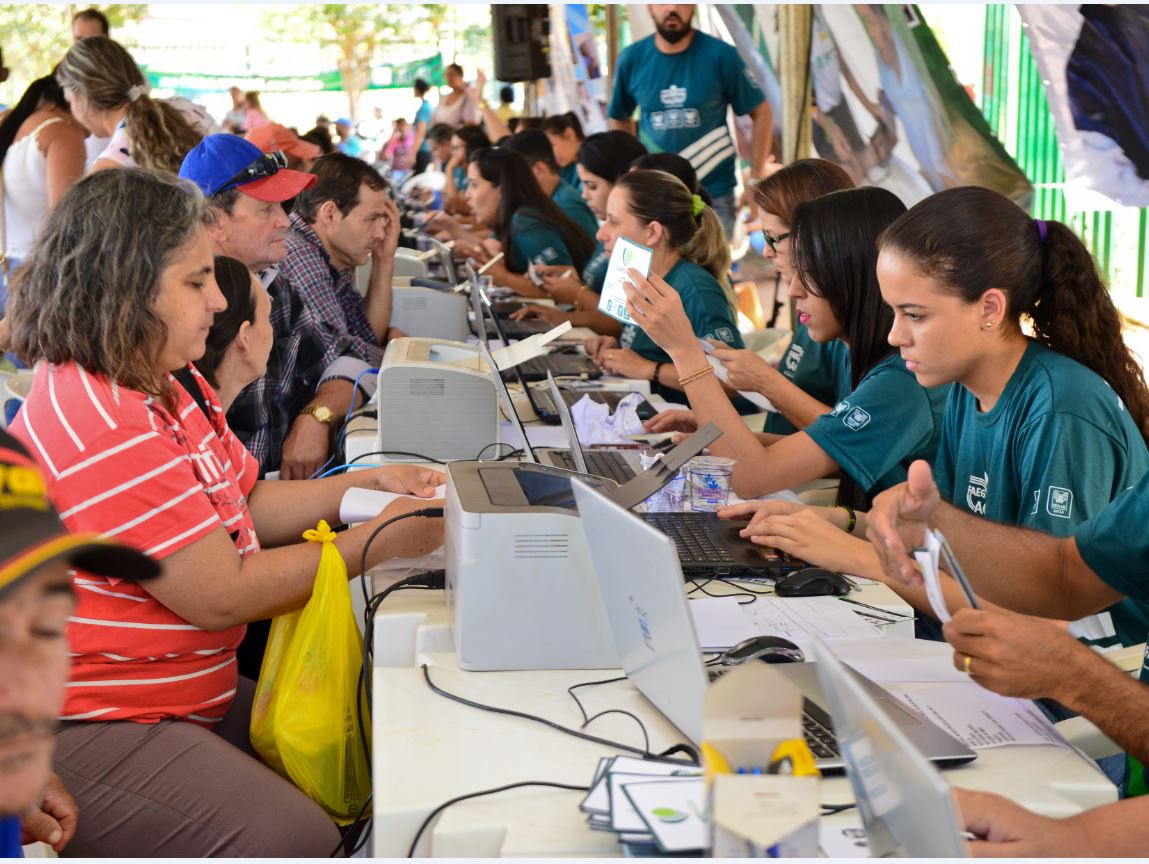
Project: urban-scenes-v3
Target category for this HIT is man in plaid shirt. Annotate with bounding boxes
[280,153,404,369]
[180,135,376,479]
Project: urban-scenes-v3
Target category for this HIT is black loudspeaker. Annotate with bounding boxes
[492,5,551,83]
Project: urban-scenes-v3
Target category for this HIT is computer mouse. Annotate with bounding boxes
[721,634,805,665]
[774,567,852,598]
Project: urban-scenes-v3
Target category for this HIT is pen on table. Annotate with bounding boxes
[837,596,915,620]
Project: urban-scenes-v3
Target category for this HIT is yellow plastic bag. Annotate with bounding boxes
[250,520,370,824]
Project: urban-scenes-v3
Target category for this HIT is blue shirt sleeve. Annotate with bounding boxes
[805,360,936,494]
[607,45,637,120]
[1075,475,1149,606]
[720,42,766,116]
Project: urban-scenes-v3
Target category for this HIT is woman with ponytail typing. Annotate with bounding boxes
[627,186,947,504]
[733,188,1149,649]
[583,169,744,394]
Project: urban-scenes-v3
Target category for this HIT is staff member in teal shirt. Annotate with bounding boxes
[542,112,586,191]
[502,130,599,241]
[630,186,946,507]
[644,159,856,438]
[583,168,744,397]
[438,147,594,299]
[511,131,650,336]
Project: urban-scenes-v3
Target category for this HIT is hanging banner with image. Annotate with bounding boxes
[1019,5,1149,210]
[752,4,1029,207]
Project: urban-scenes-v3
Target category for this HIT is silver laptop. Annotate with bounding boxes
[535,372,645,483]
[570,478,977,772]
[811,637,969,856]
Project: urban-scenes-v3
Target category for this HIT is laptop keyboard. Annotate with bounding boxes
[644,513,736,565]
[704,668,841,760]
[554,449,636,484]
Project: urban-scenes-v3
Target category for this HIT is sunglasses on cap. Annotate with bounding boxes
[216,149,288,195]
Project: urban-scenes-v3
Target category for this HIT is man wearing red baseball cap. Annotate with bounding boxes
[179,135,377,484]
[0,429,158,856]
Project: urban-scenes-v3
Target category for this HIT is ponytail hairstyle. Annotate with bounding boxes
[57,36,201,173]
[628,151,713,207]
[880,186,1149,444]
[468,146,595,274]
[195,256,257,390]
[0,73,70,164]
[791,187,907,509]
[540,111,585,141]
[541,112,586,168]
[754,158,855,224]
[613,169,733,293]
[576,130,647,184]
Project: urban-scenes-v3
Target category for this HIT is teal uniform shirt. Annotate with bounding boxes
[608,31,765,199]
[937,340,1149,648]
[806,353,949,498]
[583,240,609,293]
[509,210,577,272]
[763,325,852,435]
[560,162,581,191]
[415,99,433,153]
[551,179,599,243]
[452,165,468,193]
[620,259,743,364]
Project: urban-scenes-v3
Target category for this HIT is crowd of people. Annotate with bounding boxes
[2,3,1149,858]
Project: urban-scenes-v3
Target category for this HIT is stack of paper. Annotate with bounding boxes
[578,756,707,855]
[688,595,884,653]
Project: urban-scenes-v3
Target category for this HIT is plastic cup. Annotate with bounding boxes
[687,457,736,511]
[638,450,687,512]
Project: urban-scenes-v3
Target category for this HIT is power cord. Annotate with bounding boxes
[687,576,761,605]
[423,664,685,761]
[406,781,590,857]
[565,676,651,756]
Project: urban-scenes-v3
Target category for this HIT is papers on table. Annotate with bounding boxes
[819,817,872,858]
[579,755,705,854]
[913,527,952,623]
[888,684,1072,750]
[487,321,572,370]
[339,485,446,524]
[699,339,777,413]
[688,595,883,652]
[598,237,653,325]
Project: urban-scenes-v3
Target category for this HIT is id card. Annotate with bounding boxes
[598,237,654,325]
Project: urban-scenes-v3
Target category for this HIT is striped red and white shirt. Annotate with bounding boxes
[10,362,260,725]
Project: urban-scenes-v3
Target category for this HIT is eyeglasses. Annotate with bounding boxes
[762,230,790,254]
[215,150,287,195]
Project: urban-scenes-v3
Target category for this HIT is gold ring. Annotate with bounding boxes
[963,655,972,675]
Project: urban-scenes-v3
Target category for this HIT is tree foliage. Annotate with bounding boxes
[0,4,147,91]
[261,4,447,121]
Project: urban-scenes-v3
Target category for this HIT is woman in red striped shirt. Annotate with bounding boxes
[5,168,444,857]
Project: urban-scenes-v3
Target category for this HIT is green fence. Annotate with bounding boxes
[978,4,1148,308]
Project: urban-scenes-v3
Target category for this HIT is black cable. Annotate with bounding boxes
[566,675,628,724]
[564,676,652,754]
[357,508,445,613]
[688,576,759,605]
[475,441,522,461]
[422,664,678,760]
[329,793,374,857]
[407,781,590,858]
[347,449,447,464]
[821,802,858,814]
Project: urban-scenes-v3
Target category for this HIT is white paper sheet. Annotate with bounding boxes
[609,774,677,832]
[339,485,446,524]
[570,393,646,444]
[688,595,883,652]
[914,528,951,623]
[622,778,708,852]
[889,684,1072,750]
[598,237,654,325]
[843,655,972,684]
[698,340,777,412]
[487,321,572,370]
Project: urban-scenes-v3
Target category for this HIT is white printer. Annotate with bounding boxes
[376,337,497,462]
[389,281,470,342]
[443,425,723,671]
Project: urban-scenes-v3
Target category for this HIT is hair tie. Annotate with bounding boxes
[127,84,148,103]
[690,194,705,218]
[1034,218,1048,244]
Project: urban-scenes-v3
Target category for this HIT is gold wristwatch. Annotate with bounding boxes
[299,404,336,425]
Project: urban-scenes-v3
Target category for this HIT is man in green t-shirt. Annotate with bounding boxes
[607,4,773,236]
[868,461,1149,803]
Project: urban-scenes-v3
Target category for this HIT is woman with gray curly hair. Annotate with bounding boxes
[5,168,443,856]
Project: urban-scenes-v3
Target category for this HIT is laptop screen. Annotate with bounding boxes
[809,638,968,858]
[546,372,590,475]
[477,342,537,464]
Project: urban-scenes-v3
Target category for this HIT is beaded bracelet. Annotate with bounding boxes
[836,505,857,534]
[676,365,714,387]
